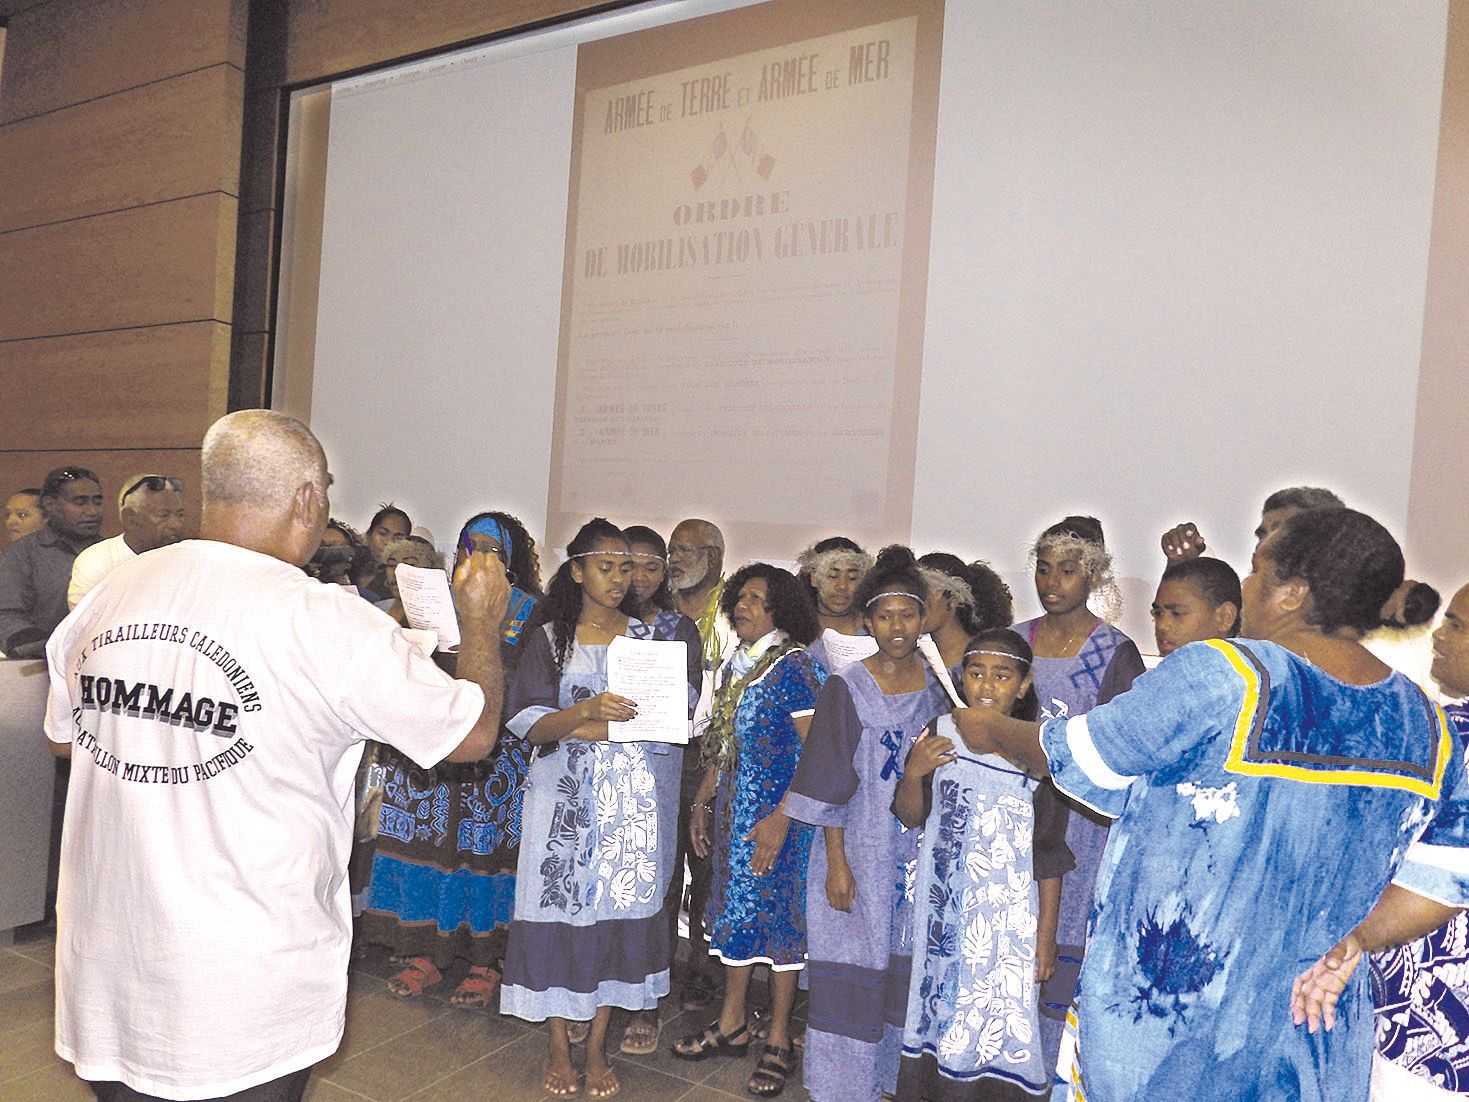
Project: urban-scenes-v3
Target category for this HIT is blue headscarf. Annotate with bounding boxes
[463,514,513,565]
[460,514,535,645]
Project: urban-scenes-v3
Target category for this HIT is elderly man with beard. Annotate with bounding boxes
[667,517,732,1011]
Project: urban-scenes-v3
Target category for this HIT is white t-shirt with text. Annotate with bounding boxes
[45,539,484,1099]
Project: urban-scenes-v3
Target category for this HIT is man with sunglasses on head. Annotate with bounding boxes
[0,465,104,658]
[67,474,187,609]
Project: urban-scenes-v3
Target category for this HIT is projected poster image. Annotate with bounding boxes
[546,0,943,551]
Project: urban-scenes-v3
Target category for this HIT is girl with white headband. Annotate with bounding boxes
[893,628,1073,1101]
[499,518,701,1100]
[784,545,952,1102]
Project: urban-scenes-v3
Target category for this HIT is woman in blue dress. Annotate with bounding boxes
[1012,515,1143,1073]
[785,546,952,1102]
[960,508,1469,1102]
[674,563,826,1096]
[360,511,543,1007]
[500,518,701,1100]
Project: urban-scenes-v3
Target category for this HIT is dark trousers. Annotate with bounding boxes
[88,1066,313,1102]
[669,740,714,977]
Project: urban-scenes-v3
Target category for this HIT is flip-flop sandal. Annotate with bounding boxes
[543,1064,582,1098]
[619,1013,661,1055]
[450,965,501,1008]
[747,1043,794,1098]
[566,1019,592,1045]
[586,1066,621,1100]
[386,957,441,998]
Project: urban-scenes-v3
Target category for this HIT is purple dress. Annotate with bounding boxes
[1012,617,1143,1081]
[785,661,950,1102]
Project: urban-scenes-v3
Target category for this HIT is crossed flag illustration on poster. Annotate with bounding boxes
[691,117,776,190]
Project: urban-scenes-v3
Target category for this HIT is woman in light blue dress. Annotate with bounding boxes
[961,508,1469,1102]
[500,518,700,1100]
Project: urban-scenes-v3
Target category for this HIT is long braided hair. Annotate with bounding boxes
[536,518,629,677]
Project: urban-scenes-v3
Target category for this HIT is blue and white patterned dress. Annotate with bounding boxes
[1370,700,1469,1094]
[499,613,700,1022]
[897,713,1074,1101]
[360,605,538,969]
[704,634,827,969]
[785,662,950,1102]
[1042,639,1469,1102]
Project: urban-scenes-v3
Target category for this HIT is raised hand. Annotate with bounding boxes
[1160,522,1206,562]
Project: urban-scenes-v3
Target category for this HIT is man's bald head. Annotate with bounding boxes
[203,410,328,515]
[668,518,725,593]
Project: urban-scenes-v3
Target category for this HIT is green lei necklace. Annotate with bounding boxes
[701,640,801,773]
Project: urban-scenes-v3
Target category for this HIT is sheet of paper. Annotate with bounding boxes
[607,635,689,744]
[395,564,460,652]
[819,628,878,672]
[917,633,965,708]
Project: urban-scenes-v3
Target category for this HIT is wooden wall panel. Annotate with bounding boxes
[0,449,206,542]
[0,193,238,341]
[0,64,243,234]
[0,0,246,123]
[233,207,276,335]
[284,0,593,84]
[0,323,229,452]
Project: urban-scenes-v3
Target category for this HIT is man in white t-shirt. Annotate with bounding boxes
[67,473,189,609]
[44,410,510,1102]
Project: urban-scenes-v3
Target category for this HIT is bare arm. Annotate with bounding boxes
[1292,883,1464,1033]
[442,551,510,763]
[1036,877,1061,981]
[825,825,856,911]
[951,707,1049,776]
[892,727,952,829]
[525,693,635,745]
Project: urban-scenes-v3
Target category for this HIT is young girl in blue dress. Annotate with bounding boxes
[785,546,952,1102]
[894,629,1072,1101]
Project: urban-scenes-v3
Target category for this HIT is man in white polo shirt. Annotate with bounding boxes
[44,410,510,1102]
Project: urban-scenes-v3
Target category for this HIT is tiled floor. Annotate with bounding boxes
[0,925,810,1102]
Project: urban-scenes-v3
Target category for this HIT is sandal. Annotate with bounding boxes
[747,1043,794,1097]
[566,1019,592,1045]
[386,957,441,998]
[450,964,501,1008]
[619,1012,661,1055]
[748,1005,771,1041]
[543,1063,581,1098]
[586,1066,621,1100]
[671,1020,750,1061]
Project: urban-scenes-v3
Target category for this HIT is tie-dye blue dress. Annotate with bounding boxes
[1040,639,1469,1102]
